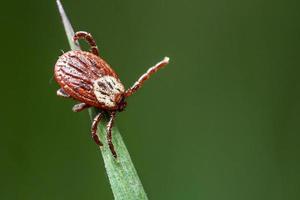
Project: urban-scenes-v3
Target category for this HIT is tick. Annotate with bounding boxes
[54,31,169,158]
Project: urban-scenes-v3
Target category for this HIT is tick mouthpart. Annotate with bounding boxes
[117,97,127,112]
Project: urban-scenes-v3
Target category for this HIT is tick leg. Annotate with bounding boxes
[57,88,70,98]
[91,112,103,146]
[107,112,117,158]
[73,31,99,56]
[124,57,170,97]
[72,103,90,112]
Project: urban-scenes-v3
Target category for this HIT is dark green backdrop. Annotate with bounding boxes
[1,0,299,199]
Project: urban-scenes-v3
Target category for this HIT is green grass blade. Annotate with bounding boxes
[56,0,80,51]
[56,1,148,199]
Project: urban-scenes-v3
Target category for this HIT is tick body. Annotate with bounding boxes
[54,31,169,158]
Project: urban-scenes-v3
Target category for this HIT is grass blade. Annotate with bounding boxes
[56,0,80,50]
[56,1,148,199]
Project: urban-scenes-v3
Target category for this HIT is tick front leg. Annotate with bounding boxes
[73,31,99,56]
[72,103,90,112]
[57,88,70,98]
[107,112,117,158]
[91,112,103,146]
[125,57,170,97]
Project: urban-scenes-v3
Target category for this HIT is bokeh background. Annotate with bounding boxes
[1,0,300,199]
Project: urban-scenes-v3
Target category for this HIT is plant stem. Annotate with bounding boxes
[56,1,148,199]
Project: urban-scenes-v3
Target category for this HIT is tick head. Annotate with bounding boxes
[93,76,125,109]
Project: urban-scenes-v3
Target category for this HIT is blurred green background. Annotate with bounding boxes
[1,0,299,199]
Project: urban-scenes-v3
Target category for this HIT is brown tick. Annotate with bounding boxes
[54,31,169,158]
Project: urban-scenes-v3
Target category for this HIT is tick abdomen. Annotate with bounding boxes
[54,50,123,109]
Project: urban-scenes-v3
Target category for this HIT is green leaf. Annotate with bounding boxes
[56,1,148,199]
